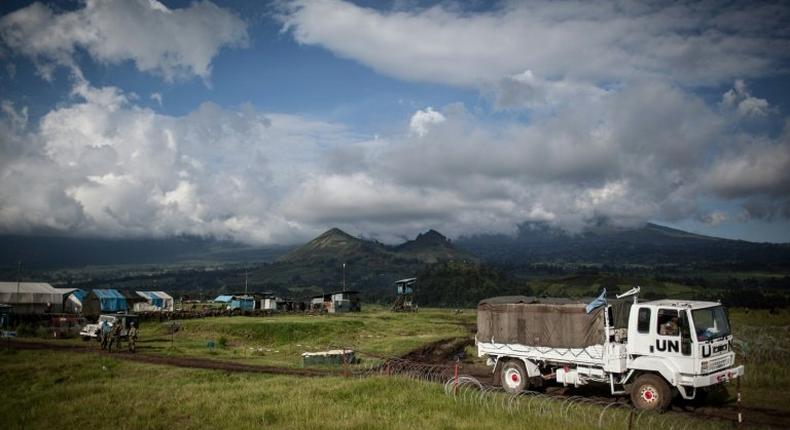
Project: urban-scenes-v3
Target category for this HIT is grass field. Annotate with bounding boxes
[18,306,475,368]
[729,309,790,412]
[0,349,722,430]
[4,306,790,429]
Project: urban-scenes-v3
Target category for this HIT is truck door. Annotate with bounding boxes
[627,306,655,356]
[654,308,695,373]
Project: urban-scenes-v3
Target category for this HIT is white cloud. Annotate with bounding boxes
[490,70,609,111]
[282,0,790,87]
[0,82,356,243]
[0,0,248,81]
[721,80,771,118]
[702,211,728,226]
[409,107,445,137]
[150,92,163,106]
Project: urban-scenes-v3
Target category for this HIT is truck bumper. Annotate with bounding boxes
[690,365,744,387]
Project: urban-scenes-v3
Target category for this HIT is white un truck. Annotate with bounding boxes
[476,288,743,411]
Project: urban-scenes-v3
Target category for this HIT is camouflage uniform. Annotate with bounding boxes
[128,323,138,353]
[100,321,111,350]
[108,322,122,352]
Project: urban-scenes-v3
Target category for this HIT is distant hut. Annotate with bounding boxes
[213,294,254,311]
[310,290,360,313]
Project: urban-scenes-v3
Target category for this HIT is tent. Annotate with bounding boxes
[54,288,86,314]
[82,289,128,315]
[214,295,234,303]
[135,291,175,312]
[0,282,68,314]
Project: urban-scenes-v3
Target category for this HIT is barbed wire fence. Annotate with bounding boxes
[327,349,722,430]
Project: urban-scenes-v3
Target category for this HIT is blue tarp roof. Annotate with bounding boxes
[214,295,234,303]
[72,289,86,302]
[93,289,127,312]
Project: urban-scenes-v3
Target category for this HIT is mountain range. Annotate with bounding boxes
[279,228,474,264]
[1,222,788,277]
[455,222,790,268]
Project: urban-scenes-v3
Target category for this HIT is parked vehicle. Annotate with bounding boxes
[476,288,743,411]
[80,313,139,341]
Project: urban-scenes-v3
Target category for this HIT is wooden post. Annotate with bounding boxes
[737,376,743,428]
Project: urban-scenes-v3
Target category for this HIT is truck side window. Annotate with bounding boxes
[637,308,651,333]
[657,309,680,336]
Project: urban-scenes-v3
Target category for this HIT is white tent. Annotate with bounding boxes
[0,282,67,314]
[54,288,84,314]
[134,291,174,312]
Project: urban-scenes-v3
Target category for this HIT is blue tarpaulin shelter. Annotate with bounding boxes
[91,289,127,313]
[147,292,164,308]
[214,295,234,303]
[230,297,255,311]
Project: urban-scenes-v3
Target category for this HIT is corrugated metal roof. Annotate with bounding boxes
[214,295,234,302]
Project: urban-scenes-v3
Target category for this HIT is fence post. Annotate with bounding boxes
[736,376,742,428]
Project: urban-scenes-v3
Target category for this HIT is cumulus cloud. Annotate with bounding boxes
[409,107,445,137]
[1,77,789,243]
[282,0,790,87]
[0,0,247,81]
[721,80,771,118]
[490,70,608,111]
[0,82,355,243]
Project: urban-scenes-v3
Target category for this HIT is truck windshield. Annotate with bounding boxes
[691,306,731,342]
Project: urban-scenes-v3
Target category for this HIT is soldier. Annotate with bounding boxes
[128,321,138,353]
[108,321,122,352]
[100,319,111,350]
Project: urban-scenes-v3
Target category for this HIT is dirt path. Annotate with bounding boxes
[5,340,338,377]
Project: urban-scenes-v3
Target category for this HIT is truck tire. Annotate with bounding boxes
[501,360,528,394]
[631,374,672,412]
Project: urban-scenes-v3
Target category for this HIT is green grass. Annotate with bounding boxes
[8,304,789,427]
[729,308,790,412]
[0,349,717,430]
[19,306,475,368]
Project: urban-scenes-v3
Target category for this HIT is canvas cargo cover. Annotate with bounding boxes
[478,297,605,348]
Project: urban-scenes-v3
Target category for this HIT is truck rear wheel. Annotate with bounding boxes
[631,374,671,411]
[501,360,528,394]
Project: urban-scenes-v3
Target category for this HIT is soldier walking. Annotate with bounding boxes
[100,319,111,350]
[108,321,122,352]
[128,322,138,353]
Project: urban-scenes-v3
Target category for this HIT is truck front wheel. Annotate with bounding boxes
[631,374,672,411]
[500,360,528,394]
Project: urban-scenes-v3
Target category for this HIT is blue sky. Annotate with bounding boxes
[1,0,789,244]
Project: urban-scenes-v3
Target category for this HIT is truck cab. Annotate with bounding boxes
[624,300,742,406]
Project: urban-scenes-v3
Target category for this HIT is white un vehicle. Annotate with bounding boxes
[476,288,743,411]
